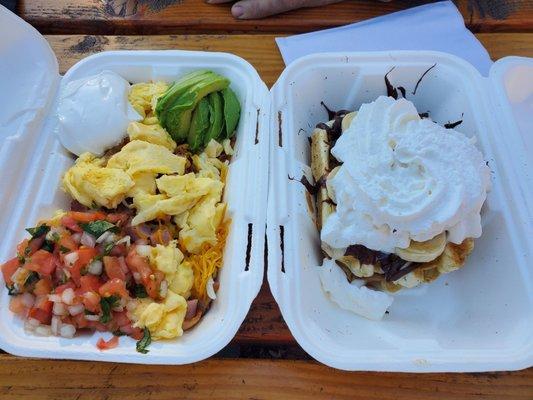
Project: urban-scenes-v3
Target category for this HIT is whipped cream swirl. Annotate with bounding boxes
[321,96,491,253]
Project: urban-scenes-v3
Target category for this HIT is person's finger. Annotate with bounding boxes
[231,0,343,19]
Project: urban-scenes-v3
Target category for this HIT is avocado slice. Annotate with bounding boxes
[187,98,211,153]
[155,70,211,122]
[158,72,230,143]
[204,92,224,145]
[221,87,241,138]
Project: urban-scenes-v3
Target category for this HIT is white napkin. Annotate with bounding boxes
[276,1,492,75]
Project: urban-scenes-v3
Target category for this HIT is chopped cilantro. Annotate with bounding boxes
[99,294,120,324]
[133,284,148,298]
[84,309,97,316]
[60,245,70,254]
[80,221,118,238]
[23,247,31,257]
[26,224,50,239]
[17,255,25,264]
[41,240,55,253]
[50,232,61,242]
[103,242,115,256]
[6,284,17,296]
[113,330,126,337]
[136,327,151,354]
[24,271,39,289]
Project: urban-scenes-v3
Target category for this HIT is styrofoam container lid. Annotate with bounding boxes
[0,6,270,364]
[267,51,533,372]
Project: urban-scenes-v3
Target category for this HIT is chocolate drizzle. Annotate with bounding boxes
[288,175,317,195]
[345,244,422,282]
[412,63,437,95]
[444,118,463,129]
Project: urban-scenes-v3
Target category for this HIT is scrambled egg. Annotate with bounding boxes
[126,172,157,198]
[131,241,195,339]
[128,81,169,120]
[107,140,186,176]
[62,153,134,208]
[127,122,176,151]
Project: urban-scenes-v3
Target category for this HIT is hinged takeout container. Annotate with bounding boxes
[0,6,532,371]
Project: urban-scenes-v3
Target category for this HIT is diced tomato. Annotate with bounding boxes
[119,323,144,340]
[58,233,78,252]
[96,335,119,351]
[109,244,127,257]
[60,216,83,233]
[28,296,52,324]
[125,248,161,299]
[67,211,106,223]
[106,213,129,225]
[144,270,165,300]
[55,281,76,294]
[82,291,101,314]
[79,275,102,293]
[25,250,57,276]
[112,311,130,327]
[70,247,98,285]
[103,257,126,281]
[17,239,30,257]
[87,320,108,332]
[9,296,27,316]
[33,278,53,296]
[98,278,128,298]
[72,312,90,329]
[1,257,20,285]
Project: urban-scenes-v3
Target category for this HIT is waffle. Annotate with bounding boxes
[311,111,474,292]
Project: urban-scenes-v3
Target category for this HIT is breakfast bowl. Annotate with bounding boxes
[0,9,269,364]
[266,51,533,372]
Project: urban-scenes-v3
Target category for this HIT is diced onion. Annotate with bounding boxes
[136,245,152,257]
[48,294,62,303]
[45,228,60,242]
[64,252,79,266]
[84,314,100,322]
[35,325,52,336]
[80,232,96,248]
[96,231,114,244]
[28,317,41,327]
[24,321,36,332]
[206,276,217,300]
[126,300,137,312]
[61,288,75,305]
[51,316,61,335]
[71,233,82,243]
[116,235,131,247]
[21,293,35,308]
[112,306,124,312]
[53,302,68,316]
[132,272,141,283]
[59,324,76,338]
[68,304,84,316]
[87,260,103,275]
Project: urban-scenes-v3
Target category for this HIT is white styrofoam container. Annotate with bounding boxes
[267,52,533,372]
[1,6,532,371]
[0,7,269,364]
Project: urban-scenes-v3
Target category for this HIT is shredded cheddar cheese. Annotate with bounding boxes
[188,219,230,301]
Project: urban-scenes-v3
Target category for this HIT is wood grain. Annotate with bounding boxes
[19,0,533,35]
[0,354,531,400]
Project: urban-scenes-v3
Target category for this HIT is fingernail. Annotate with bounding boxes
[232,5,244,18]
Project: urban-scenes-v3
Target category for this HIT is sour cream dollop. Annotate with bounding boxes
[56,70,142,156]
[321,96,491,253]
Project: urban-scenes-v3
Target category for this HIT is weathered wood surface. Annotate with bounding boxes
[20,1,533,35]
[0,354,531,400]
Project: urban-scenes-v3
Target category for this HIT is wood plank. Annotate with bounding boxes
[20,1,533,35]
[44,32,533,346]
[0,354,531,400]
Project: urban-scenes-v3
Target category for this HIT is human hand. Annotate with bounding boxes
[206,0,393,19]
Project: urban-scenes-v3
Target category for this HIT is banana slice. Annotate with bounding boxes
[341,111,357,132]
[337,256,374,278]
[436,238,474,274]
[310,124,331,183]
[395,232,446,263]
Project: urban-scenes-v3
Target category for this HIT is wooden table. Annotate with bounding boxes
[17,0,533,34]
[0,32,531,399]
